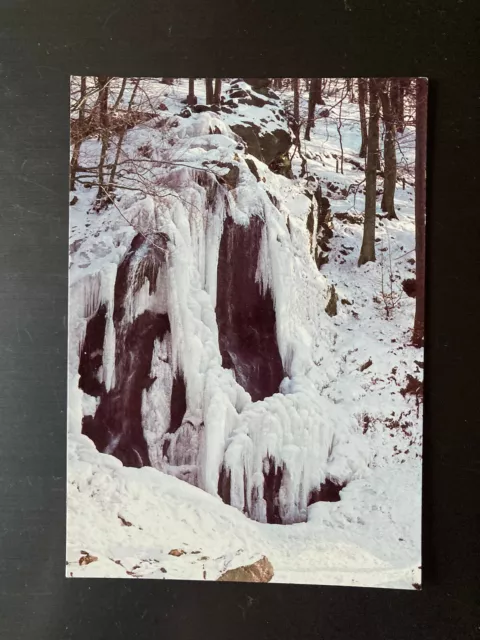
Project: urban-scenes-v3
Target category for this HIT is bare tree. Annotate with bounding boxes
[398,78,410,133]
[358,78,380,266]
[314,78,324,105]
[305,78,326,140]
[108,78,141,190]
[379,79,398,219]
[95,76,111,204]
[213,78,222,105]
[336,84,347,174]
[358,78,368,158]
[346,77,355,102]
[305,78,317,141]
[70,76,87,191]
[112,77,127,111]
[412,78,427,347]
[205,78,214,104]
[292,77,300,144]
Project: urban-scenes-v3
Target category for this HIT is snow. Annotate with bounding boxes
[67,78,423,589]
[67,431,420,588]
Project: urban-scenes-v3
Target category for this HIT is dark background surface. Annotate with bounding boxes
[0,0,478,638]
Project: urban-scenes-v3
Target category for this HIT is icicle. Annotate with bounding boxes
[142,334,174,469]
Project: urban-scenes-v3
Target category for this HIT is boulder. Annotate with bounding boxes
[229,89,249,99]
[192,104,214,114]
[216,556,274,583]
[210,161,240,190]
[230,122,292,167]
[239,93,267,108]
[268,152,293,178]
[242,78,272,92]
[79,552,98,566]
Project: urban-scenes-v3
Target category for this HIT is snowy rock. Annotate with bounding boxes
[217,555,274,582]
[325,285,339,317]
[229,122,292,167]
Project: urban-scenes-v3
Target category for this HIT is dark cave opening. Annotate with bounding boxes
[308,478,345,505]
[263,457,284,524]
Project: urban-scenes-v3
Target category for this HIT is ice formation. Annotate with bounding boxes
[68,94,370,525]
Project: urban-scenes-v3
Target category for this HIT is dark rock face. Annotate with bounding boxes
[83,310,170,467]
[245,157,261,181]
[169,373,187,435]
[230,122,292,168]
[208,161,240,190]
[81,234,187,468]
[312,185,334,268]
[79,303,107,398]
[216,214,284,402]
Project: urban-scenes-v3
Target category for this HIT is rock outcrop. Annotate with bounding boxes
[216,556,274,583]
[225,80,293,174]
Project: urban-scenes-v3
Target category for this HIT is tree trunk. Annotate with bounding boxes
[213,78,222,105]
[95,75,110,204]
[397,78,410,133]
[205,78,214,104]
[292,78,300,143]
[358,78,380,266]
[291,78,307,174]
[358,78,368,158]
[109,78,141,190]
[186,78,197,106]
[346,77,355,102]
[379,80,398,219]
[390,78,401,125]
[112,77,127,111]
[314,78,324,105]
[305,78,317,140]
[412,78,428,347]
[70,76,87,191]
[336,94,345,175]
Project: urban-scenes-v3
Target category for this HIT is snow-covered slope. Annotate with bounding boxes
[67,79,422,588]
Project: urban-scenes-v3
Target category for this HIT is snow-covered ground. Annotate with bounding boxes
[67,79,422,589]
